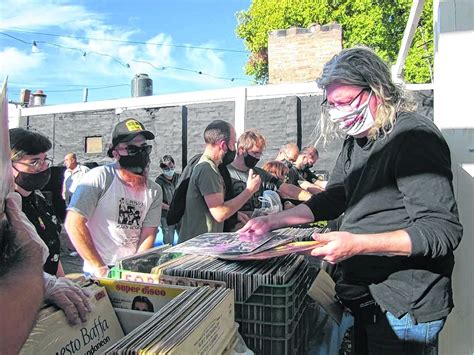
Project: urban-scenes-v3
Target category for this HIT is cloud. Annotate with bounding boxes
[0,0,239,103]
[0,47,44,78]
[1,0,102,30]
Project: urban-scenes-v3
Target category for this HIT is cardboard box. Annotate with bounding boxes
[21,284,124,355]
[96,278,189,313]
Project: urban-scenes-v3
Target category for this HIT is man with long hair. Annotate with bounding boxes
[240,47,462,354]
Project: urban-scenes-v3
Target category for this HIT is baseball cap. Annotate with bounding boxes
[107,118,155,157]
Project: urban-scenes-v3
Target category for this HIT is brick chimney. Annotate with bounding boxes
[268,23,342,84]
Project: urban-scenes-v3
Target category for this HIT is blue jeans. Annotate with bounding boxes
[364,311,445,354]
[160,217,178,245]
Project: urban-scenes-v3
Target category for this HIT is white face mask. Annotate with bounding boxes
[328,92,375,136]
[163,169,175,177]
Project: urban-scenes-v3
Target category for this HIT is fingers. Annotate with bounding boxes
[238,212,250,223]
[45,277,93,325]
[237,222,252,234]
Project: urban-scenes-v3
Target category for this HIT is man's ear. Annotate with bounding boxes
[111,149,120,160]
[218,140,227,151]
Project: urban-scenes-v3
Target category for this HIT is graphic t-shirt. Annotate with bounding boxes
[68,164,162,273]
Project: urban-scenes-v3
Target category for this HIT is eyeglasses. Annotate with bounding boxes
[321,89,368,112]
[117,144,152,156]
[13,157,52,171]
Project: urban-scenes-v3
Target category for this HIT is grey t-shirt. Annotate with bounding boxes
[179,155,224,242]
[67,164,162,271]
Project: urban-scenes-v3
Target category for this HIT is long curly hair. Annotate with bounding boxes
[316,46,416,143]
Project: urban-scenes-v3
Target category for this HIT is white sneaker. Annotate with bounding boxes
[69,251,79,257]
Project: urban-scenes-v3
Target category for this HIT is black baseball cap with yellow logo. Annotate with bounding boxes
[112,118,154,146]
[107,118,155,157]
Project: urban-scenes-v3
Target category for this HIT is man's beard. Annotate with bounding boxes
[118,167,147,188]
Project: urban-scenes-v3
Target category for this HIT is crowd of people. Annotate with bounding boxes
[0,46,462,354]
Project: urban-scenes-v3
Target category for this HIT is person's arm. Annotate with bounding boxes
[204,169,260,223]
[56,260,65,277]
[1,193,48,352]
[0,236,44,353]
[393,124,463,258]
[310,229,412,263]
[64,210,107,275]
[61,172,67,200]
[137,226,158,253]
[239,203,315,235]
[278,182,312,201]
[298,180,326,194]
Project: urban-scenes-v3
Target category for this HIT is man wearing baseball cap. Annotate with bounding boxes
[65,118,162,277]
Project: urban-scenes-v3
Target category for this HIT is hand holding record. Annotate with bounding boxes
[310,231,360,263]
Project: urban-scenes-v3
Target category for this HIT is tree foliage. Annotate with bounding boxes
[236,0,433,84]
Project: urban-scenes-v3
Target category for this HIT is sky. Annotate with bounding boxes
[0,0,253,105]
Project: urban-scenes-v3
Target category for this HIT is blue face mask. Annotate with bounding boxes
[163,169,175,177]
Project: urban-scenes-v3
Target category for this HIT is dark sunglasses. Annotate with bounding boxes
[122,144,152,156]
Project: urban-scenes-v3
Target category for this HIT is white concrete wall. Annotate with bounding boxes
[434,1,474,354]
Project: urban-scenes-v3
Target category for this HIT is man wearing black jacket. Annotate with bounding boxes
[240,47,463,354]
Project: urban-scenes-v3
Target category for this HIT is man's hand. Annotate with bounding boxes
[43,273,93,326]
[237,211,250,225]
[246,169,261,194]
[92,265,110,278]
[5,192,49,263]
[238,215,272,237]
[310,231,360,263]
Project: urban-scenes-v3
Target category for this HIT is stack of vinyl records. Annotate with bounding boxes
[105,287,236,355]
[164,227,326,261]
[115,244,181,273]
[156,253,307,302]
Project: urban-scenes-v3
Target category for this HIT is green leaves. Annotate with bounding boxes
[236,0,433,84]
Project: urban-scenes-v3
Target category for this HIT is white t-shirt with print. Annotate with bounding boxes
[68,164,162,273]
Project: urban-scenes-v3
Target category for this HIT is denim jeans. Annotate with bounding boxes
[364,311,445,354]
[160,217,178,245]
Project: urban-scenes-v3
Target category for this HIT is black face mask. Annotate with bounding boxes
[222,143,236,166]
[244,152,259,169]
[118,150,150,175]
[14,167,51,191]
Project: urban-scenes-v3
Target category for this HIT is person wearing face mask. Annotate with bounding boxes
[179,120,261,242]
[155,155,180,245]
[275,143,302,186]
[9,128,64,277]
[293,146,327,194]
[65,118,162,277]
[8,128,92,327]
[239,47,462,354]
[225,130,313,231]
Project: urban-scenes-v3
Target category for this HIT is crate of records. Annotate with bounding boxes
[109,231,317,355]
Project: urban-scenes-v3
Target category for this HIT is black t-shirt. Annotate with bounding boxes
[227,164,283,213]
[21,191,61,275]
[304,112,463,323]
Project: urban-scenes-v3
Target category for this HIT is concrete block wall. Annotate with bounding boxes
[268,24,342,84]
[21,89,432,182]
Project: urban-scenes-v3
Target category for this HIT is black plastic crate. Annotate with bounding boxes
[235,261,311,325]
[241,299,310,355]
[237,294,306,338]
